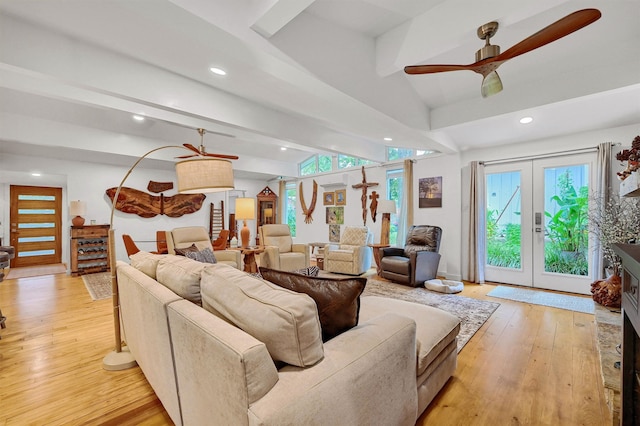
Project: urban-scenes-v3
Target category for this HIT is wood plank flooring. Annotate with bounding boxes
[1,273,610,425]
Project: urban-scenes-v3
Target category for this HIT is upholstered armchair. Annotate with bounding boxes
[258,224,309,271]
[379,225,442,287]
[166,226,241,269]
[325,226,373,275]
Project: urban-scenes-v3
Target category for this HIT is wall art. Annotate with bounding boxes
[419,176,443,208]
[335,189,346,205]
[326,206,344,224]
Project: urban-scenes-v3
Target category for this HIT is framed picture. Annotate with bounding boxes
[335,189,346,205]
[326,206,344,224]
[419,176,443,208]
[329,224,340,242]
[323,191,335,205]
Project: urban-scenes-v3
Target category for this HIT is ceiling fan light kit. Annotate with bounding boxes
[405,9,601,98]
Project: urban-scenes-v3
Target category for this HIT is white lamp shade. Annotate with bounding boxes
[69,200,86,216]
[378,200,397,215]
[176,158,234,194]
[235,198,255,220]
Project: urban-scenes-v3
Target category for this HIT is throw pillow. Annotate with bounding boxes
[246,266,319,280]
[201,264,324,367]
[259,266,367,341]
[175,244,217,264]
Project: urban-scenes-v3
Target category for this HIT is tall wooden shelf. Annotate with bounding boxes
[70,225,110,276]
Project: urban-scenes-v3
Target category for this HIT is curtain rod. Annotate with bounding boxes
[479,143,620,166]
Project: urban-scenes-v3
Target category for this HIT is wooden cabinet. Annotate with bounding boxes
[71,225,110,276]
[255,186,277,245]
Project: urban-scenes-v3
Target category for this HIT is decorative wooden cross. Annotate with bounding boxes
[352,166,378,226]
[369,191,379,222]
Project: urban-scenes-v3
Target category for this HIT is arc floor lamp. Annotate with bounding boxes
[103,143,235,370]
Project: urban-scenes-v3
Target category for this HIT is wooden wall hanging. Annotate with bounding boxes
[352,167,378,226]
[106,187,205,218]
[369,190,379,222]
[299,180,318,224]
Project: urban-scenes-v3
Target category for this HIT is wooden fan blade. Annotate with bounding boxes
[176,154,197,159]
[201,153,239,160]
[182,143,201,154]
[404,64,474,75]
[497,9,601,62]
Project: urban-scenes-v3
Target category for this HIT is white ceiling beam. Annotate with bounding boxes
[250,0,316,38]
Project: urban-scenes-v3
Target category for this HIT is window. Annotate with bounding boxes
[300,157,317,176]
[285,182,297,237]
[337,155,374,170]
[318,155,332,173]
[386,169,403,246]
[387,147,434,161]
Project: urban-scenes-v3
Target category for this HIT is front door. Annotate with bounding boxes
[9,185,63,267]
[484,153,595,294]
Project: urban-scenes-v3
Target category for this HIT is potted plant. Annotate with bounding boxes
[588,194,640,307]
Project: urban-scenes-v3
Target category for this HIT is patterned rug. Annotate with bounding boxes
[364,278,500,353]
[5,263,67,279]
[487,285,594,314]
[82,272,112,301]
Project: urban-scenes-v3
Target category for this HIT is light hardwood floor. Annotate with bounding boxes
[0,272,610,425]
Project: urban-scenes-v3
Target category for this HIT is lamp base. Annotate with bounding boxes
[381,213,391,246]
[72,215,86,227]
[103,347,137,371]
[241,221,250,248]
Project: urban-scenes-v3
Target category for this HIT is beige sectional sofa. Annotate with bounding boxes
[117,252,461,425]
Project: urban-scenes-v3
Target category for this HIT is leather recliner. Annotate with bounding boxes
[379,225,442,287]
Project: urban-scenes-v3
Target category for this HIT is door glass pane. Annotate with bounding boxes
[543,165,589,276]
[486,171,522,269]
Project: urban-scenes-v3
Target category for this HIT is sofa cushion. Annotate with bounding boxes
[156,255,208,305]
[201,264,324,367]
[129,251,167,279]
[175,243,217,264]
[359,296,460,376]
[259,267,366,341]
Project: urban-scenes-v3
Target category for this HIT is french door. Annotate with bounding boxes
[484,153,594,294]
[9,185,63,267]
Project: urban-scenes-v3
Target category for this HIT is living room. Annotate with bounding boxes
[1,1,639,425]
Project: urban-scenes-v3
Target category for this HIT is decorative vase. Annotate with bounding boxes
[590,274,622,308]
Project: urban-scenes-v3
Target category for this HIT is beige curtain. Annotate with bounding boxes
[592,142,613,279]
[278,180,286,225]
[465,161,485,283]
[397,159,413,245]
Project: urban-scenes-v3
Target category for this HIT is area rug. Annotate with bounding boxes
[487,285,594,314]
[5,263,67,279]
[82,272,112,301]
[364,278,500,353]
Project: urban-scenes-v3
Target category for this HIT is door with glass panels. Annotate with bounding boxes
[485,153,594,294]
[9,185,62,267]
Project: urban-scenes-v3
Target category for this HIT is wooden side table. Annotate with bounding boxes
[369,243,389,275]
[232,247,265,273]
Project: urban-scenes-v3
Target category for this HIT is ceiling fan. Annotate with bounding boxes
[404,9,601,97]
[177,128,239,160]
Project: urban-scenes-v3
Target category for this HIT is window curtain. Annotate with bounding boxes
[592,142,613,280]
[397,159,413,246]
[278,179,286,225]
[466,161,486,283]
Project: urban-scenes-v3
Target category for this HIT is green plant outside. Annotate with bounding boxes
[486,169,589,275]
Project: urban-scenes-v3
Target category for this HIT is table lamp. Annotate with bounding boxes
[70,200,87,227]
[378,200,397,245]
[235,198,255,248]
[264,208,273,224]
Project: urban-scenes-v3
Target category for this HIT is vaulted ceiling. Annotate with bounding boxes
[1,0,638,180]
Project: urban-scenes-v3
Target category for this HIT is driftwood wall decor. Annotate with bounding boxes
[106,187,205,218]
[299,180,318,224]
[352,166,378,226]
[369,190,379,222]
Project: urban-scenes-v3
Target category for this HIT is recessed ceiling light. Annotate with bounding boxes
[31,172,41,177]
[133,114,145,121]
[210,67,227,76]
[281,147,287,151]
[519,116,533,124]
[384,137,393,141]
